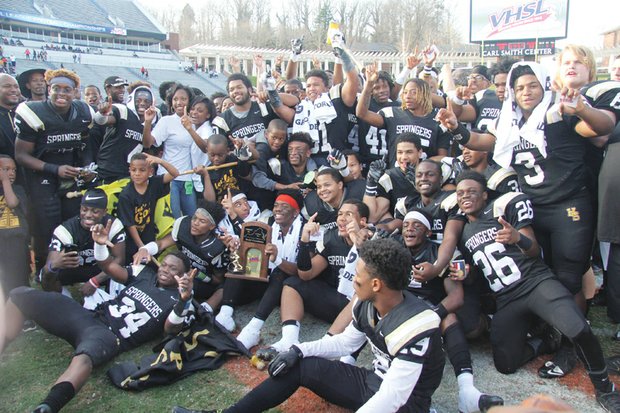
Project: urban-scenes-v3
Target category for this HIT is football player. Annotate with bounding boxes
[173,238,446,413]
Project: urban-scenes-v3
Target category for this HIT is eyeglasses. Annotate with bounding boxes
[467,74,487,82]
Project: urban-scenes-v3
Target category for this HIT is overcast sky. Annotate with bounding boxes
[136,0,619,49]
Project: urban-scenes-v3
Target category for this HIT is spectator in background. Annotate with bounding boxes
[17,68,47,102]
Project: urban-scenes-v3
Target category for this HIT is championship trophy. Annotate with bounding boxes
[225,222,272,282]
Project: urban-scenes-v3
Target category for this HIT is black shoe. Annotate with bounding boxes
[255,346,278,362]
[607,356,620,375]
[478,394,504,412]
[32,404,53,413]
[22,320,37,333]
[538,346,577,378]
[597,390,620,413]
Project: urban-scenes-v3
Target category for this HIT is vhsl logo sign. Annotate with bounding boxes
[488,0,552,36]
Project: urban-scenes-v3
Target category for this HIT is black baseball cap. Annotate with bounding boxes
[471,65,490,80]
[104,76,129,88]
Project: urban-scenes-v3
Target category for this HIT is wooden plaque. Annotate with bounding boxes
[225,221,272,282]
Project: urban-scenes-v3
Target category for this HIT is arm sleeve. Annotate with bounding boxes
[296,322,367,359]
[251,165,277,191]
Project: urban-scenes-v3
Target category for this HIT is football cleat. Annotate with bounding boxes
[597,389,620,413]
[255,346,279,362]
[538,346,577,378]
[32,404,53,413]
[607,356,620,375]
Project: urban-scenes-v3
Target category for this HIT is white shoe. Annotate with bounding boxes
[215,312,235,332]
[237,326,261,350]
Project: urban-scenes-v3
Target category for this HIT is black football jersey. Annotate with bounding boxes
[212,101,276,141]
[459,192,552,298]
[15,100,94,168]
[405,239,446,305]
[380,106,451,165]
[171,216,227,281]
[471,89,502,132]
[316,228,353,287]
[377,167,419,216]
[351,292,444,400]
[358,98,398,165]
[49,214,125,272]
[499,113,587,206]
[97,104,148,181]
[98,265,179,350]
[484,163,520,195]
[303,179,366,231]
[395,190,463,244]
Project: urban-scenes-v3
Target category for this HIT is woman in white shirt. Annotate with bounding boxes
[143,84,196,218]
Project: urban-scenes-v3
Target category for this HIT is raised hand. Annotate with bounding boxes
[367,156,387,185]
[144,105,156,122]
[406,47,421,70]
[455,86,474,101]
[558,87,585,116]
[327,149,347,170]
[180,105,192,131]
[364,63,378,83]
[132,248,151,265]
[291,37,303,55]
[301,212,321,242]
[435,108,459,131]
[91,219,112,246]
[97,96,113,115]
[495,216,520,245]
[175,268,197,302]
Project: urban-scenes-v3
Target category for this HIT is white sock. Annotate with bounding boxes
[247,317,264,332]
[281,323,300,346]
[457,372,475,390]
[218,305,234,318]
[200,302,213,313]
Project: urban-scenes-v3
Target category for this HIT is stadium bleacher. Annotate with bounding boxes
[0,0,227,96]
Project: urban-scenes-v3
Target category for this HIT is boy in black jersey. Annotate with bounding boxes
[117,153,178,262]
[454,170,620,412]
[401,209,503,413]
[173,238,445,413]
[363,133,422,223]
[5,221,196,413]
[41,188,126,295]
[14,69,96,274]
[265,199,368,353]
[94,82,159,183]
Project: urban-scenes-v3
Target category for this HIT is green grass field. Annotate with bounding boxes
[2,297,619,413]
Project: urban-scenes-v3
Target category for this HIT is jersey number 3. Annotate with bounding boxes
[514,152,544,186]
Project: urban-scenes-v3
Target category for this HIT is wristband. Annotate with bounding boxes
[267,89,282,108]
[89,277,100,288]
[141,241,159,256]
[365,184,377,197]
[272,256,283,268]
[516,233,533,251]
[167,311,185,325]
[297,242,313,271]
[47,262,59,274]
[94,242,109,261]
[450,123,471,146]
[43,163,60,176]
[433,303,449,320]
[289,51,301,63]
[395,67,411,85]
[93,111,108,125]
